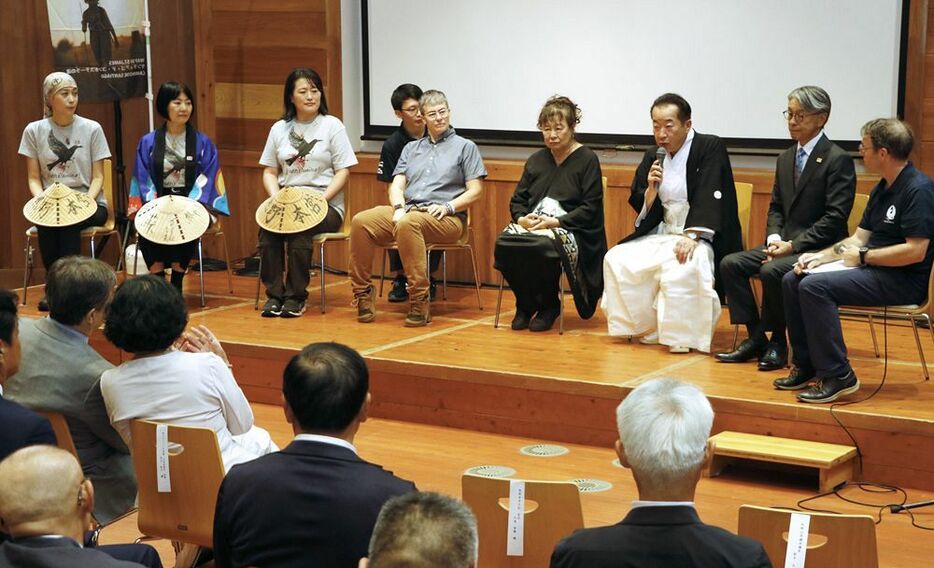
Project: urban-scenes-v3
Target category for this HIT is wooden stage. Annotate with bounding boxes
[20,270,934,491]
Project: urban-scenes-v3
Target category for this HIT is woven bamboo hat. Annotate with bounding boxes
[134,195,211,245]
[23,183,98,227]
[255,186,329,234]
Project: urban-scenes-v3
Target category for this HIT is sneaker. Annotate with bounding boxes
[404,295,431,327]
[429,277,438,302]
[37,297,49,312]
[797,371,860,404]
[261,298,282,318]
[353,286,376,323]
[388,275,408,303]
[639,332,659,345]
[280,298,306,318]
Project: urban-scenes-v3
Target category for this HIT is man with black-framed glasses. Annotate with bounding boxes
[717,86,855,372]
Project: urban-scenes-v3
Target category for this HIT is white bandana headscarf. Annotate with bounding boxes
[42,72,77,117]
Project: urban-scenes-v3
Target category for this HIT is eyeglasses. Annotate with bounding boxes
[425,108,449,120]
[783,109,822,122]
[400,105,421,116]
[858,142,876,153]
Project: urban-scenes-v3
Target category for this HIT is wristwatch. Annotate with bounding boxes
[859,247,869,265]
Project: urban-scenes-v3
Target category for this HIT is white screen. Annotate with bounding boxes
[365,0,903,147]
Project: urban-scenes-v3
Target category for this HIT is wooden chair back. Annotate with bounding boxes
[738,505,878,568]
[462,473,583,568]
[36,410,79,460]
[130,419,225,548]
[734,182,754,248]
[847,193,869,236]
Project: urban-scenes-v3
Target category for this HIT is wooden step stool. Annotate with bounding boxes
[706,431,858,492]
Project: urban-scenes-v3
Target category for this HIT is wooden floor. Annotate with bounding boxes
[14,272,934,566]
[98,403,934,567]
[18,270,934,491]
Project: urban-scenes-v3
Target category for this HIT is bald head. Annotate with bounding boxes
[0,446,88,532]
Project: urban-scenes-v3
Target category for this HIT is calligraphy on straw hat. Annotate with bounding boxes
[134,195,210,245]
[23,183,98,227]
[255,186,329,234]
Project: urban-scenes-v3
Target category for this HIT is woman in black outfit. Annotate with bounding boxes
[494,96,607,331]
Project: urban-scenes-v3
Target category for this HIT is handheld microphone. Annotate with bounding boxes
[653,147,666,190]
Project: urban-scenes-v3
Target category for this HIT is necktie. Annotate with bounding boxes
[794,147,807,185]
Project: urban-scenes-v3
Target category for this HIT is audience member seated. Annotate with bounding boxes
[601,93,742,353]
[550,378,771,567]
[349,89,487,327]
[213,342,416,568]
[494,95,606,332]
[0,446,161,568]
[5,256,136,523]
[100,275,276,471]
[361,491,477,568]
[0,290,55,463]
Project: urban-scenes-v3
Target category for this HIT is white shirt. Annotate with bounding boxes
[100,350,266,471]
[294,433,358,455]
[631,500,696,509]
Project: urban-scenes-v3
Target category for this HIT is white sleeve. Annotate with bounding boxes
[89,121,112,161]
[328,120,358,170]
[258,122,281,169]
[209,356,254,436]
[18,123,38,158]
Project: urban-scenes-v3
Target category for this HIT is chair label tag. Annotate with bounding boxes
[506,480,525,556]
[156,424,172,493]
[784,512,810,568]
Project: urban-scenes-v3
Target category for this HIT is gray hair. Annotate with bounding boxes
[861,118,914,161]
[419,89,448,112]
[616,379,713,488]
[788,85,831,115]
[368,492,478,568]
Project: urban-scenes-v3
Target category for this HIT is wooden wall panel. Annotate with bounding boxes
[215,83,282,119]
[214,46,328,84]
[211,12,327,47]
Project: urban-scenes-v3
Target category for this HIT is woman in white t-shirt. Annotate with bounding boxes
[258,68,358,318]
[100,275,277,471]
[18,72,111,311]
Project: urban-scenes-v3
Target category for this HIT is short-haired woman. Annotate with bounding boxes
[258,68,358,318]
[101,275,276,470]
[19,72,111,311]
[494,96,607,331]
[130,80,226,292]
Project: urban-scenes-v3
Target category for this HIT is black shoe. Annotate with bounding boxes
[757,342,788,372]
[773,366,816,390]
[529,307,559,332]
[429,277,438,302]
[280,298,306,318]
[511,310,532,331]
[797,371,860,403]
[714,338,766,363]
[261,298,282,318]
[388,275,408,303]
[37,297,49,312]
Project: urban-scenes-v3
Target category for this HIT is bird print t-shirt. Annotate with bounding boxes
[259,114,357,219]
[163,131,187,190]
[19,116,112,205]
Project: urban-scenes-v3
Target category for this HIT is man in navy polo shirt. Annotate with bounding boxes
[777,118,934,403]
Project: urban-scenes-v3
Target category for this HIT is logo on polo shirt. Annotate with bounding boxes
[885,205,896,223]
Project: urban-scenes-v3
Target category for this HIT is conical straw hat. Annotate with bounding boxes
[23,183,98,227]
[255,186,329,234]
[134,195,210,245]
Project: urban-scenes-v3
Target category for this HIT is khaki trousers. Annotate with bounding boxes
[350,206,464,299]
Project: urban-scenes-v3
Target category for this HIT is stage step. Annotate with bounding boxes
[707,431,858,492]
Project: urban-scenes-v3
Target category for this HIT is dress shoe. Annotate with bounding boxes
[511,310,532,331]
[773,366,816,390]
[757,342,788,372]
[714,338,766,363]
[639,331,659,345]
[37,297,49,312]
[529,307,559,332]
[669,345,691,354]
[797,371,860,404]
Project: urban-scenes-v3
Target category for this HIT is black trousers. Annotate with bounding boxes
[138,237,198,269]
[783,266,926,377]
[719,248,800,337]
[36,205,108,270]
[388,249,442,274]
[259,206,342,301]
[494,234,561,314]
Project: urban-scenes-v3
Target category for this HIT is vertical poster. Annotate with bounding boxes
[46,0,147,102]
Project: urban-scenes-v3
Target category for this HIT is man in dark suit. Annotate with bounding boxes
[550,378,771,568]
[603,93,742,353]
[716,86,855,371]
[0,288,56,462]
[213,342,417,568]
[0,446,160,568]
